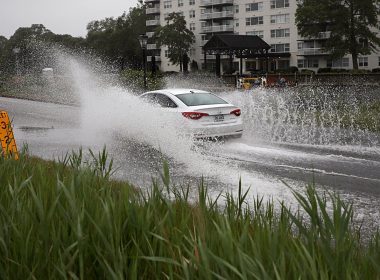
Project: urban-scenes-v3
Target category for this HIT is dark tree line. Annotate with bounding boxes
[0,24,87,75]
[86,1,146,70]
[0,2,146,76]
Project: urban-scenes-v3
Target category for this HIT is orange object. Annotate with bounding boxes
[0,111,19,160]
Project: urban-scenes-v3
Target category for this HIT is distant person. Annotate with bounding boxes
[278,77,286,87]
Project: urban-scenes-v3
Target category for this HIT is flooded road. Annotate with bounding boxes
[2,96,379,203]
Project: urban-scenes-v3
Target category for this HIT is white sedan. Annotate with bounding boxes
[140,88,243,138]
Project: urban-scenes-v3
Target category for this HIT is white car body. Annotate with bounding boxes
[140,88,243,138]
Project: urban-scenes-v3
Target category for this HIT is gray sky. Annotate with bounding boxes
[0,0,139,39]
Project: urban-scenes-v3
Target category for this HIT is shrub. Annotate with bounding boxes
[300,69,315,75]
[318,68,331,73]
[120,69,165,93]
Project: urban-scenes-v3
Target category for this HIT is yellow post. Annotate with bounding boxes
[0,111,19,160]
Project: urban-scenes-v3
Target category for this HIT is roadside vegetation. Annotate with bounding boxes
[0,148,379,279]
[120,69,166,92]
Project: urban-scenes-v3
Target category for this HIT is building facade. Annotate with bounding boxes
[145,0,380,73]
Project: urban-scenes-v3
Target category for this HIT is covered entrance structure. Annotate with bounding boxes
[202,34,272,77]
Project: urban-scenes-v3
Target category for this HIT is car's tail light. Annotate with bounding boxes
[182,112,209,120]
[230,109,241,116]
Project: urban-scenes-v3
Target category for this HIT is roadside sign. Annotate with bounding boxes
[0,111,19,160]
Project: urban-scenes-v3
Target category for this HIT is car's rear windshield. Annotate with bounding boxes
[176,93,228,106]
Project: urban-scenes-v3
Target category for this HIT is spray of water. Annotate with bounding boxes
[221,86,380,149]
[40,51,297,205]
[8,43,380,230]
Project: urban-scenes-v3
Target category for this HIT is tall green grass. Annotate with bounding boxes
[0,149,379,279]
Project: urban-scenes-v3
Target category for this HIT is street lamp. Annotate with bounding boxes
[138,34,148,90]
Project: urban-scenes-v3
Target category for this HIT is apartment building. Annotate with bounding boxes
[145,0,380,73]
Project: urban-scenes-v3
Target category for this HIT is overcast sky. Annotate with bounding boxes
[0,0,139,39]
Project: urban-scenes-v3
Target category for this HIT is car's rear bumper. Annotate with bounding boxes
[191,123,244,138]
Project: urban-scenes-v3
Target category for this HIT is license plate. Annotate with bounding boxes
[214,115,224,122]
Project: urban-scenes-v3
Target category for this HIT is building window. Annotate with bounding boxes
[270,0,289,9]
[278,60,290,69]
[246,2,263,12]
[164,0,172,8]
[358,57,368,67]
[246,16,264,26]
[190,23,195,31]
[235,5,239,13]
[235,19,239,27]
[326,58,349,68]
[270,28,290,38]
[178,0,183,7]
[165,50,170,57]
[246,30,264,38]
[189,10,195,18]
[270,14,290,24]
[298,59,319,68]
[189,0,195,5]
[378,57,380,66]
[270,43,290,53]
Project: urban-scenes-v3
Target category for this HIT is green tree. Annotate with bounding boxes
[86,1,146,70]
[154,13,195,72]
[296,0,380,69]
[0,24,86,75]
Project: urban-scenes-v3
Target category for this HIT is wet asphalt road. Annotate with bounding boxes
[1,96,380,224]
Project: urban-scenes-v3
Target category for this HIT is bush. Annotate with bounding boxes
[300,69,315,75]
[120,69,165,93]
[331,68,350,73]
[318,68,331,73]
[372,68,380,73]
[275,66,298,74]
[349,69,371,74]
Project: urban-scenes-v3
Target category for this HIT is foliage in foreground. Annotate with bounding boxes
[0,150,380,279]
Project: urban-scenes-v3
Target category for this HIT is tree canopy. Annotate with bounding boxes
[0,24,86,75]
[154,13,195,72]
[0,1,147,76]
[86,1,146,70]
[296,0,380,69]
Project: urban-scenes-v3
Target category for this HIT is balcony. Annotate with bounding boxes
[201,24,234,33]
[200,10,234,20]
[146,31,155,38]
[146,19,160,26]
[147,43,159,50]
[317,31,331,39]
[299,31,332,41]
[200,0,234,6]
[147,56,161,62]
[146,6,160,14]
[145,0,160,3]
[298,48,330,56]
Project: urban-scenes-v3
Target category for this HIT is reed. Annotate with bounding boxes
[0,149,379,279]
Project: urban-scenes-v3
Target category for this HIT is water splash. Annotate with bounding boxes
[221,86,380,147]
